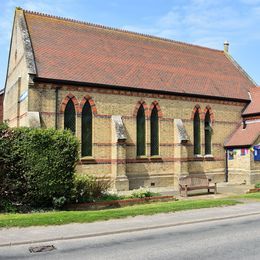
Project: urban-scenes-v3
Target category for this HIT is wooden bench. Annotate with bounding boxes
[179,175,217,197]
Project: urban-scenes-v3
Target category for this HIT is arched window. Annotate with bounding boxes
[204,110,212,155]
[64,99,76,134]
[150,106,159,156]
[81,101,92,157]
[193,109,201,155]
[137,105,146,156]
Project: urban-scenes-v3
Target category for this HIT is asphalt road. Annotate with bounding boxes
[1,213,260,260]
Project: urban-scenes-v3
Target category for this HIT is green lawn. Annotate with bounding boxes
[0,198,239,228]
[234,192,260,199]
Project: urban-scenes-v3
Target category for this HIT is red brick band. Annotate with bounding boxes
[37,83,246,107]
[80,157,224,165]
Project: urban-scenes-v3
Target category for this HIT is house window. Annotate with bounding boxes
[204,110,212,155]
[151,106,159,156]
[64,98,76,134]
[81,101,92,157]
[137,105,146,156]
[193,109,201,155]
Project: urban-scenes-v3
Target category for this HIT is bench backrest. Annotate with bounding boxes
[179,175,209,187]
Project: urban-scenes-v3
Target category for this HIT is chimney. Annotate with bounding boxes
[224,41,229,52]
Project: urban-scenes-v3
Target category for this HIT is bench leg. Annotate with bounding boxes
[214,183,217,194]
[208,188,210,193]
[185,185,188,197]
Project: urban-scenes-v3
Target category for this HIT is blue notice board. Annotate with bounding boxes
[254,145,260,161]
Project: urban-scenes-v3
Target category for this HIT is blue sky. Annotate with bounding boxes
[0,0,259,90]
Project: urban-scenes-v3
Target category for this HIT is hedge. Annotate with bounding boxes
[0,124,79,211]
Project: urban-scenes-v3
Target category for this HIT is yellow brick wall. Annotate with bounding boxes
[4,12,30,127]
[227,148,251,184]
[227,136,260,185]
[28,83,246,190]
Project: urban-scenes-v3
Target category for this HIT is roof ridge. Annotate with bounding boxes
[22,8,222,53]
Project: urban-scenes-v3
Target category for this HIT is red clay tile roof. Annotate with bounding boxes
[225,121,260,147]
[242,87,260,116]
[23,10,255,100]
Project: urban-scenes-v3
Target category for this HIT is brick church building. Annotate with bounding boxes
[2,8,260,190]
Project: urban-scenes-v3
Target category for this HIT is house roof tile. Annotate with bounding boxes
[23,10,255,100]
[225,121,260,147]
[242,87,260,116]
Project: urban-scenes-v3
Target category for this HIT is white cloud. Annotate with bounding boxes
[157,9,182,28]
[122,0,260,50]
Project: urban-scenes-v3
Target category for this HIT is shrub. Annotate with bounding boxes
[0,125,79,211]
[0,124,24,208]
[255,183,260,189]
[72,174,112,203]
[53,196,67,209]
[99,193,125,201]
[130,187,157,199]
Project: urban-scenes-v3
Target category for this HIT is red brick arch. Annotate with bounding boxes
[80,95,97,115]
[133,100,149,118]
[203,105,215,123]
[149,101,163,118]
[60,93,80,113]
[191,104,203,120]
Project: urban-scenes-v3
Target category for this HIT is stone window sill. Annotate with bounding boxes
[204,154,214,160]
[150,155,162,159]
[81,156,95,161]
[136,155,148,160]
[194,154,203,158]
[204,154,214,158]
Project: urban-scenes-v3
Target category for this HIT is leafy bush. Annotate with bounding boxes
[0,200,18,213]
[72,174,112,203]
[97,193,125,201]
[53,196,67,209]
[0,125,79,211]
[255,183,260,189]
[130,187,159,199]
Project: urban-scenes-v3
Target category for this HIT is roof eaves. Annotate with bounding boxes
[225,144,252,149]
[242,112,260,117]
[34,76,251,103]
[18,8,37,75]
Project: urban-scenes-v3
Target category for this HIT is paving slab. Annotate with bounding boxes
[117,183,253,198]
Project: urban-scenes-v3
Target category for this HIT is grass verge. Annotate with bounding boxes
[232,192,260,200]
[0,199,239,228]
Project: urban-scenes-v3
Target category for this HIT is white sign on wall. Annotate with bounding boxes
[19,90,28,102]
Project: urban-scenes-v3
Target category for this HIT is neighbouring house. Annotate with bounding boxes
[225,88,260,184]
[0,89,4,123]
[3,8,260,190]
